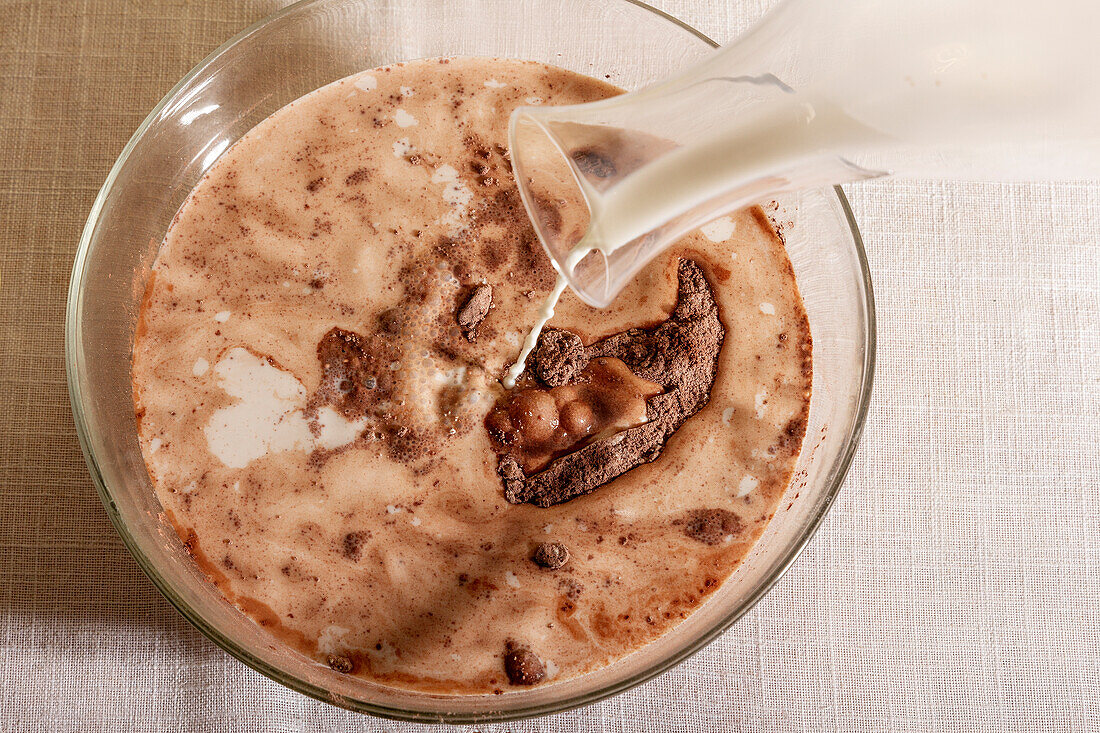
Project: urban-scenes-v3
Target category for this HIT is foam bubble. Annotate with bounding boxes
[759,302,775,315]
[484,79,507,88]
[394,109,418,127]
[192,357,209,377]
[354,74,377,92]
[432,366,467,388]
[214,310,231,323]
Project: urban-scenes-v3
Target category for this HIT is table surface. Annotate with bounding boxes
[1,1,1097,730]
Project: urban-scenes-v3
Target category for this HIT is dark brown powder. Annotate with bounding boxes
[680,509,743,545]
[502,640,546,685]
[497,259,724,507]
[531,541,570,569]
[456,284,492,341]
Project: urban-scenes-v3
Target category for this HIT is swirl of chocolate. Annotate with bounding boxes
[495,258,724,507]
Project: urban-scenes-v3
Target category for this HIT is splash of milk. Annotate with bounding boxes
[432,164,473,238]
[203,348,366,468]
[502,276,567,388]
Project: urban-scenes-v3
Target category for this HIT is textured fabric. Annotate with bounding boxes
[1,0,1097,730]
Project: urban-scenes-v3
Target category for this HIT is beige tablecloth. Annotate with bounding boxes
[1,1,1097,730]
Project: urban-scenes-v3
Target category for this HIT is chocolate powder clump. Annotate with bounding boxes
[326,654,355,674]
[503,640,546,686]
[456,284,492,340]
[498,259,724,507]
[532,329,586,387]
[314,327,385,418]
[681,508,743,545]
[531,541,570,569]
[342,530,370,561]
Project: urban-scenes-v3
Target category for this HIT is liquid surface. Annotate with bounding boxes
[132,58,812,693]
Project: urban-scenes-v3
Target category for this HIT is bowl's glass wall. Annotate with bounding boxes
[67,0,873,722]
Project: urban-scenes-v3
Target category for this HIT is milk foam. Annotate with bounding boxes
[203,348,365,468]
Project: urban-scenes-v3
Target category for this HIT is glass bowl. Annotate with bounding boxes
[66,0,874,722]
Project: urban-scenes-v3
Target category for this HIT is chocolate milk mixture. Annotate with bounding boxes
[132,58,812,693]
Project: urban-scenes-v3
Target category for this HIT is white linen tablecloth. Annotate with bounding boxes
[0,0,1096,730]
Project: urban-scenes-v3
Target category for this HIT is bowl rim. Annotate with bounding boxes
[65,0,876,722]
